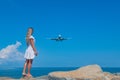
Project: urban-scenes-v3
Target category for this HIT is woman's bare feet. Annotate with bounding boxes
[22,73,27,78]
[26,73,33,78]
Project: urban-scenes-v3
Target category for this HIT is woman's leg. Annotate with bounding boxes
[22,59,29,75]
[27,59,33,76]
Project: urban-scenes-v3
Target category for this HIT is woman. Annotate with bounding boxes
[22,27,37,77]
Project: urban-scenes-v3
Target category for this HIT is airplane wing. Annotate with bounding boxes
[61,38,72,40]
[46,38,58,41]
[51,38,58,41]
[61,38,67,40]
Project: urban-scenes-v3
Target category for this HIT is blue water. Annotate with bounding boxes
[0,67,120,79]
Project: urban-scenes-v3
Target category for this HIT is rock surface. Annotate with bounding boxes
[0,77,13,80]
[1,64,120,80]
[48,64,120,80]
[20,75,49,80]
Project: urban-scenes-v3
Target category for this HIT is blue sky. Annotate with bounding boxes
[0,0,120,67]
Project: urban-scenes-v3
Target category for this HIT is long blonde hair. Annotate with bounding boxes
[26,27,33,45]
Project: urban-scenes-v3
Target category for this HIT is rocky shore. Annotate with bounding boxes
[1,64,120,80]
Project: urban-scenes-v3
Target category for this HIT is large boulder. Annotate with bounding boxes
[48,64,115,80]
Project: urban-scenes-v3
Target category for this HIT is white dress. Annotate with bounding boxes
[24,35,35,59]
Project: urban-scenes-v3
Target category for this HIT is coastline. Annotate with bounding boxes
[1,65,120,80]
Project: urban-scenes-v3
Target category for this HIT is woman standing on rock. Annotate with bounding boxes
[22,27,38,78]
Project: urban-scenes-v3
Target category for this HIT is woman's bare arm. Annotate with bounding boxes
[30,38,37,55]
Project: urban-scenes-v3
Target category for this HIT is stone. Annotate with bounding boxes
[48,64,119,80]
[48,64,104,79]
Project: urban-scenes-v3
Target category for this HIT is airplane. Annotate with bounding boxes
[47,34,71,41]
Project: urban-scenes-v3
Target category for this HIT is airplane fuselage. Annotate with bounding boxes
[50,35,68,41]
[55,37,63,41]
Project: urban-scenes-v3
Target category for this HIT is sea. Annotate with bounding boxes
[0,67,120,79]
